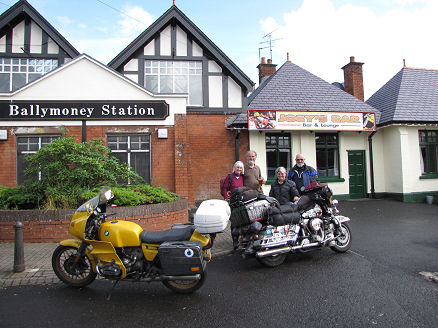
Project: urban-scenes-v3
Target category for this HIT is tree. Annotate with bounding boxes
[24,136,143,208]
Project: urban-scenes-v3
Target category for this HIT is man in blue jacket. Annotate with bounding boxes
[288,154,319,194]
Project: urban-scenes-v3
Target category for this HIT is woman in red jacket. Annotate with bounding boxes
[222,161,244,200]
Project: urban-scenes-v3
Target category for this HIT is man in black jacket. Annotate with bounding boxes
[288,154,319,194]
[269,167,299,205]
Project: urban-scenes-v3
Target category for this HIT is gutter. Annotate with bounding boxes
[368,130,377,198]
[235,129,241,161]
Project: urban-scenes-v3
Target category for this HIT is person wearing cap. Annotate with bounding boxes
[287,154,319,194]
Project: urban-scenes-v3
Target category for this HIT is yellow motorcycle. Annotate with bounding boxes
[52,187,229,294]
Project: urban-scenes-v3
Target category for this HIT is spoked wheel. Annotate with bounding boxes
[330,222,352,253]
[52,245,97,287]
[256,253,287,268]
[162,272,206,294]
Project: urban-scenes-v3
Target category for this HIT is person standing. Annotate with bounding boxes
[221,161,245,200]
[243,150,265,193]
[269,167,299,205]
[288,154,319,194]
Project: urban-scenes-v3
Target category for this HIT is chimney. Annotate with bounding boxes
[257,57,277,84]
[341,56,364,101]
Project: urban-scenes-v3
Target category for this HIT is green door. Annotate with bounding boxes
[348,150,366,199]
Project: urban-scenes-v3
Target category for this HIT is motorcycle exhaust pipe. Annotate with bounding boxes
[161,274,201,281]
[256,246,291,258]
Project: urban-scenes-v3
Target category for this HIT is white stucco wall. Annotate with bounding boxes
[12,20,25,53]
[228,77,242,108]
[160,25,171,56]
[30,21,42,53]
[176,26,187,57]
[208,76,222,107]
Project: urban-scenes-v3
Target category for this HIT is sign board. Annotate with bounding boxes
[248,110,376,131]
[0,100,169,120]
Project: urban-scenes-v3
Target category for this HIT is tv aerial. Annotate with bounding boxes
[258,29,282,62]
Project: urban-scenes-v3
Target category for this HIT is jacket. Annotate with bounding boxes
[287,164,319,194]
[269,179,299,205]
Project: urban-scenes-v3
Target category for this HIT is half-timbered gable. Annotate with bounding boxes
[0,0,79,92]
[109,5,254,113]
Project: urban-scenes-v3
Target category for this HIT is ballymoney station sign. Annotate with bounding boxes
[0,100,169,120]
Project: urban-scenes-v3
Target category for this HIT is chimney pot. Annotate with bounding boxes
[267,58,272,64]
[261,57,266,64]
[287,52,290,62]
[350,56,355,63]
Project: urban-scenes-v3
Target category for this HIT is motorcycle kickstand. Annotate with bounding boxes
[106,279,120,301]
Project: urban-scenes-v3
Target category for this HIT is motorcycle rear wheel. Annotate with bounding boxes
[330,222,352,253]
[162,272,206,294]
[52,245,97,287]
[256,253,287,268]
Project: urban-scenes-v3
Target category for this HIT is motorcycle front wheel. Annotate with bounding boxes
[162,272,206,294]
[256,253,287,268]
[330,222,352,253]
[52,245,97,287]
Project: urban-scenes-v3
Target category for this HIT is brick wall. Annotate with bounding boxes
[0,199,188,242]
[0,114,250,205]
[186,113,249,201]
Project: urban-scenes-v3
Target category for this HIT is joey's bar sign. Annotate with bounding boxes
[0,101,169,120]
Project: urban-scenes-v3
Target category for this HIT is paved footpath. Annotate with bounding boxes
[0,223,233,288]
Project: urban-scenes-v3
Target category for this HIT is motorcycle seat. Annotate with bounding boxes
[140,225,196,244]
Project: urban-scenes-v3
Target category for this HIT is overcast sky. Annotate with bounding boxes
[2,0,437,99]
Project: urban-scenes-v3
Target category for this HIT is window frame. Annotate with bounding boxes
[419,129,438,177]
[0,57,58,92]
[315,132,341,181]
[16,134,60,184]
[144,60,203,106]
[265,133,291,183]
[107,133,151,183]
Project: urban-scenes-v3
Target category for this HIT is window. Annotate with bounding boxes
[107,134,150,183]
[315,133,339,177]
[145,60,202,106]
[419,130,438,174]
[265,133,291,181]
[16,135,59,184]
[0,58,58,92]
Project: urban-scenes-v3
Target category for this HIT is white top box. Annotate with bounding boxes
[194,199,230,234]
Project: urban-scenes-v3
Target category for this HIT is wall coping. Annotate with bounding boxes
[0,198,188,222]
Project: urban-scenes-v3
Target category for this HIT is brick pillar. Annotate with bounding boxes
[342,56,364,101]
[174,114,194,205]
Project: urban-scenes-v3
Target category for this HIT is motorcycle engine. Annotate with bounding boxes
[116,247,144,273]
[302,204,322,219]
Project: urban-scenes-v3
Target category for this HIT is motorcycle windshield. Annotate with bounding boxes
[76,187,113,213]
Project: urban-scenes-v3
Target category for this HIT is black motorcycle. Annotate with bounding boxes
[229,184,352,267]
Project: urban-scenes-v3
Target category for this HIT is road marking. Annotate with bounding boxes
[348,250,365,258]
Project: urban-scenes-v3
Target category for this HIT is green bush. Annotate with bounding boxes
[0,185,43,209]
[23,136,144,209]
[80,184,178,207]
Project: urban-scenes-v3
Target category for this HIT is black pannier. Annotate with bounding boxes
[230,199,270,228]
[158,241,205,275]
[268,204,301,226]
[229,187,259,208]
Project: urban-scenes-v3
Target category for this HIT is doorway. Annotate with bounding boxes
[347,150,366,199]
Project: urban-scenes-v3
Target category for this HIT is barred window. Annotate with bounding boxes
[107,134,151,183]
[265,133,291,181]
[315,133,339,177]
[16,135,59,184]
[419,130,438,174]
